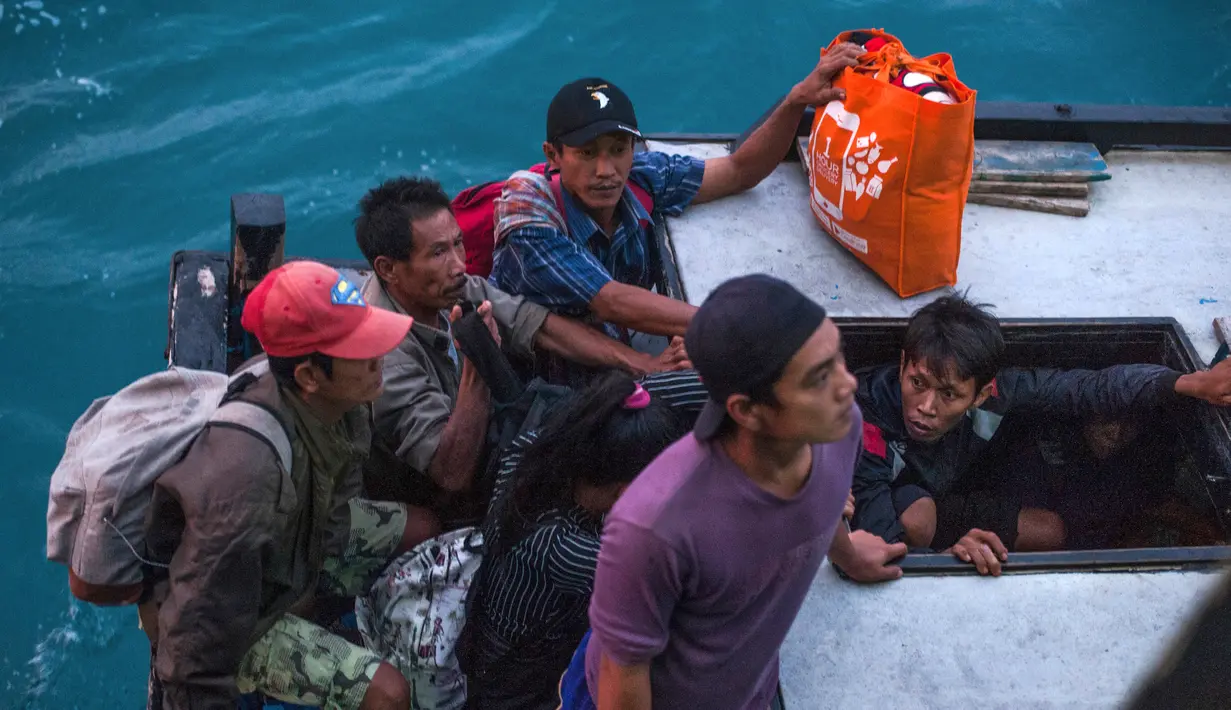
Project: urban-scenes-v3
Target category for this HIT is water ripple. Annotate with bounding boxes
[13,599,126,709]
[4,5,554,189]
[0,76,113,124]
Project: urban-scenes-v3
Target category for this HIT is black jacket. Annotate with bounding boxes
[852,362,1182,545]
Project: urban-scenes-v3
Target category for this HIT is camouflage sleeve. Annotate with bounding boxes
[322,407,371,561]
[322,468,364,561]
[154,426,279,710]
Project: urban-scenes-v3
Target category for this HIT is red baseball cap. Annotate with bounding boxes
[241,261,412,359]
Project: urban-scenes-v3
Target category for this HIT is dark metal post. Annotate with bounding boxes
[227,194,286,372]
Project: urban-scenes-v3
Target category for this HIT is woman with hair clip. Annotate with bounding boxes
[465,371,692,710]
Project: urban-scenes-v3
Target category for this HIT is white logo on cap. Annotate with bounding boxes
[591,90,610,109]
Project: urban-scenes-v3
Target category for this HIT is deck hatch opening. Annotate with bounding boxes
[834,317,1231,576]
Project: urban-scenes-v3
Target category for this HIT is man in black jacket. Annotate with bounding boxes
[851,294,1231,576]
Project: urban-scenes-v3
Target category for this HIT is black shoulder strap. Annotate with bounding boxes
[451,310,526,405]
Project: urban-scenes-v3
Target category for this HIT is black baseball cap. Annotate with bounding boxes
[546,77,642,147]
[686,274,829,441]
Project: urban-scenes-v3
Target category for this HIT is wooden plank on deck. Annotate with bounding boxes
[967,193,1090,217]
[1215,317,1231,345]
[969,181,1090,197]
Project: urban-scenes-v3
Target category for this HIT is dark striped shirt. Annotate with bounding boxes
[469,370,708,707]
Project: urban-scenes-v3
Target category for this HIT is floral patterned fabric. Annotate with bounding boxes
[355,526,484,710]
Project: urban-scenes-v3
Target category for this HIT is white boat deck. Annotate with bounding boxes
[781,563,1224,709]
[650,140,1231,707]
[651,141,1231,363]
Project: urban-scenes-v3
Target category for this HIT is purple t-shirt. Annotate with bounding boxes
[585,406,862,709]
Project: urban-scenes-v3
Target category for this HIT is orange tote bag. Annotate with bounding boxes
[807,29,976,297]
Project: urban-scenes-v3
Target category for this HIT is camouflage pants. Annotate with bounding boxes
[236,499,408,709]
[236,614,382,710]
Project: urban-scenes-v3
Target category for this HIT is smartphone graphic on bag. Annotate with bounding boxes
[811,100,860,221]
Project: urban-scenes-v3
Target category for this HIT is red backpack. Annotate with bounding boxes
[453,163,654,278]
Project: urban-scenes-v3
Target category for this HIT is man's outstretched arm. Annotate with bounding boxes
[535,311,692,375]
[471,275,691,377]
[1001,358,1231,419]
[1175,359,1231,406]
[490,220,696,338]
[692,42,862,204]
[589,281,697,338]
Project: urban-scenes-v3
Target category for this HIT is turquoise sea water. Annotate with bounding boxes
[2,1,1229,707]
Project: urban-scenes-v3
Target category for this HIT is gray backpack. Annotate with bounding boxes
[46,358,292,603]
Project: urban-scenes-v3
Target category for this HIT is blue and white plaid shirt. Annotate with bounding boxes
[489,151,706,318]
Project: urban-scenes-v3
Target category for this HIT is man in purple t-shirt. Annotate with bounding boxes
[583,274,909,710]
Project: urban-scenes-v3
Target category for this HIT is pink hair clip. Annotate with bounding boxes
[622,382,651,410]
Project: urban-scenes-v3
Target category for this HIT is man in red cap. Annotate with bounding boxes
[142,260,424,710]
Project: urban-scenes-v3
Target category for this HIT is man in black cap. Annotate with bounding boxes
[581,274,907,710]
[489,44,863,386]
